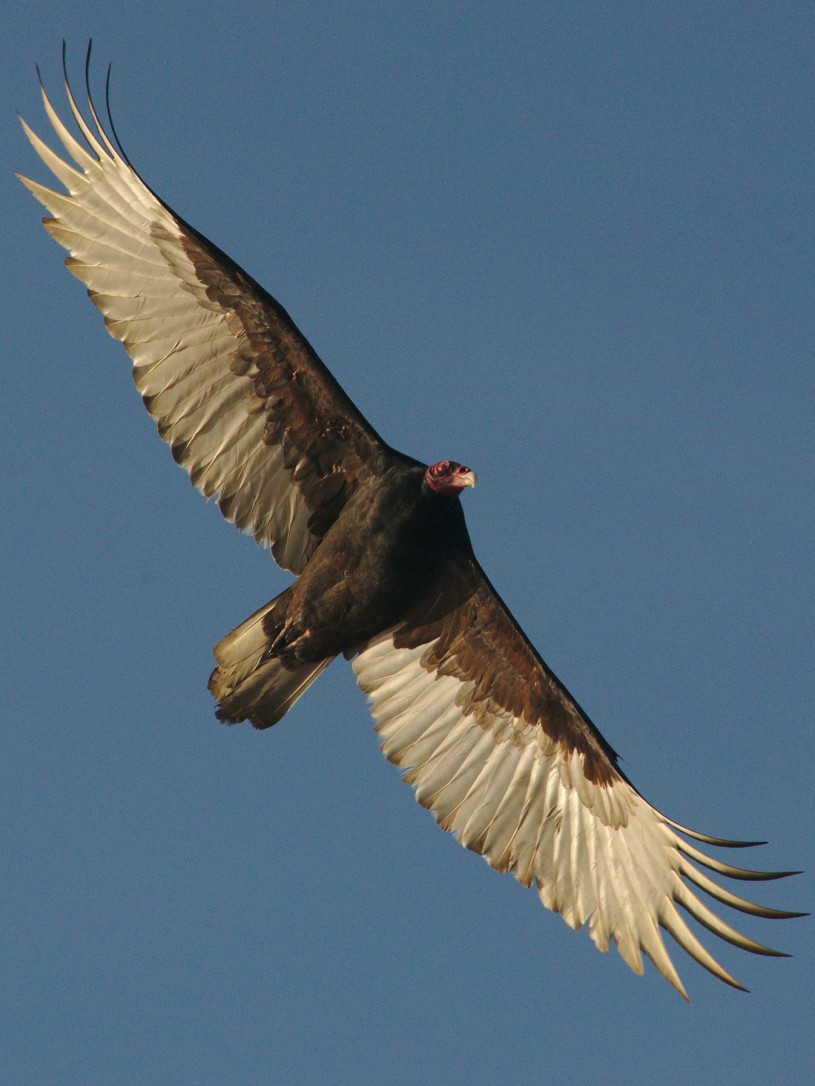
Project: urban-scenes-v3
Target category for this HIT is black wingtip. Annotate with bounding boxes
[103,56,131,165]
[84,40,94,99]
[751,868,806,883]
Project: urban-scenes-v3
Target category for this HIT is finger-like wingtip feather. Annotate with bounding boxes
[104,61,130,165]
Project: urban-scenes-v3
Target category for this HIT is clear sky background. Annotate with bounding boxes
[3,3,813,1084]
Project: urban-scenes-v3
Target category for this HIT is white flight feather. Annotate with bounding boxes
[19,80,322,574]
[354,628,792,998]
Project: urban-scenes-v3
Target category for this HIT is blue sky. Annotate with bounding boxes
[3,3,813,1083]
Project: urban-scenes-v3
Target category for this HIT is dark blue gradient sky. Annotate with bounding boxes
[4,4,813,1083]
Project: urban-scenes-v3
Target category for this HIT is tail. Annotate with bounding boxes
[209,593,334,729]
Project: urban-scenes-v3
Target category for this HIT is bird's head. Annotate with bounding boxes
[424,460,477,496]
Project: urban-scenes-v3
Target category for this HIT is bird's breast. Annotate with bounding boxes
[286,468,459,657]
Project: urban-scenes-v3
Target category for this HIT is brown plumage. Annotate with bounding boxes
[19,47,803,999]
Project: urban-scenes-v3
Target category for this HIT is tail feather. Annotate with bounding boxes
[209,594,334,728]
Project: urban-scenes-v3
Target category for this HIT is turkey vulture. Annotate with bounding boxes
[19,48,802,999]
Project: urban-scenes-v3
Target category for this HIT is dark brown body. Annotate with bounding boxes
[264,460,475,663]
[209,459,476,726]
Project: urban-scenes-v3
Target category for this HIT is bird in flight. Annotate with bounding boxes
[19,46,803,999]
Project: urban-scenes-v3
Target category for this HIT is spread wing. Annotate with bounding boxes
[18,55,390,573]
[353,561,801,998]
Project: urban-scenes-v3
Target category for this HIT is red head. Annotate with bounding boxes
[424,460,477,496]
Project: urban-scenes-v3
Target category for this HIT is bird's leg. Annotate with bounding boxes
[264,611,315,660]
